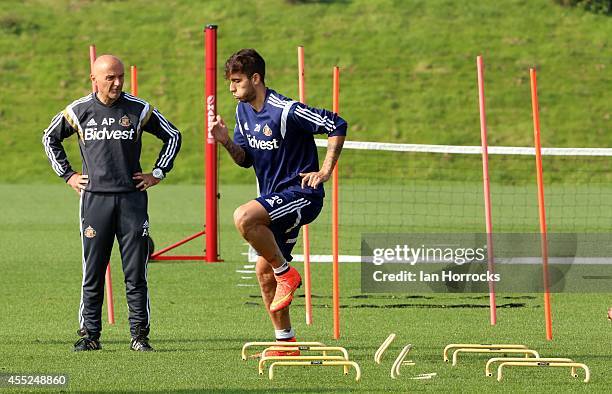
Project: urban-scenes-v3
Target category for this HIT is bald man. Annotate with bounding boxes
[42,55,181,352]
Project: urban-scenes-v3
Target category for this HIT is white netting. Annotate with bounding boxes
[291,140,612,262]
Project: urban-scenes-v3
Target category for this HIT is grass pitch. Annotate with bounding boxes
[0,184,610,392]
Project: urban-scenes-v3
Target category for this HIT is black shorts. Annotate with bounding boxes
[255,190,323,261]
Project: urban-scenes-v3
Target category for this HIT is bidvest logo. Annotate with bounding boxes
[247,134,279,150]
[84,127,135,141]
[83,117,135,141]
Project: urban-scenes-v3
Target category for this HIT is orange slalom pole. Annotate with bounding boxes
[89,45,97,93]
[476,56,497,326]
[89,44,115,325]
[297,46,313,326]
[131,65,138,96]
[104,266,115,325]
[332,66,340,340]
[530,68,553,341]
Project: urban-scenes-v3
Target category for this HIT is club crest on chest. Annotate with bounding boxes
[119,115,132,127]
[263,124,272,136]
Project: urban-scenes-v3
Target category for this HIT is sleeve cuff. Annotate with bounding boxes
[62,170,76,182]
[328,124,347,137]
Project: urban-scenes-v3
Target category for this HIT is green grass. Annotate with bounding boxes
[0,184,610,392]
[1,0,610,391]
[0,0,610,184]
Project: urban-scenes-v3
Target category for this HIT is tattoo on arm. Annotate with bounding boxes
[222,139,246,165]
[321,136,345,175]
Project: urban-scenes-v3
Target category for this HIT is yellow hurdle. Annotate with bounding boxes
[452,348,540,366]
[497,361,590,383]
[390,344,413,379]
[259,355,347,375]
[485,357,575,377]
[374,333,396,364]
[409,373,437,380]
[261,346,349,360]
[241,341,326,360]
[443,344,528,362]
[268,360,362,382]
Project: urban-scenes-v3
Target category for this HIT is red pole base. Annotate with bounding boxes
[150,229,222,262]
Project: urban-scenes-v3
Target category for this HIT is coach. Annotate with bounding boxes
[42,55,181,352]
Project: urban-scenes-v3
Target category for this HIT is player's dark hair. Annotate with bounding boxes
[225,49,266,83]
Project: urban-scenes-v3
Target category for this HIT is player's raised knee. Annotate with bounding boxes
[233,205,255,235]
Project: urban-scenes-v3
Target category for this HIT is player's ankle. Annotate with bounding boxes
[273,261,290,276]
[275,327,295,341]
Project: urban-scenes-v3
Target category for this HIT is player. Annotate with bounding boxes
[42,55,181,351]
[209,49,347,352]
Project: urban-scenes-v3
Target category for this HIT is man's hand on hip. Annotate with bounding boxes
[67,173,88,195]
[133,172,160,191]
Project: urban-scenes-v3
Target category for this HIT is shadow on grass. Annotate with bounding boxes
[76,389,388,394]
[341,302,528,309]
[251,294,537,300]
[245,301,528,309]
[23,336,255,353]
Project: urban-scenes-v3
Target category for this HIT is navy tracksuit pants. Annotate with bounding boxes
[79,191,151,339]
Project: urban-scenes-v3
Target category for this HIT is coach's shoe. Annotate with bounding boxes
[130,336,154,352]
[73,337,102,351]
[270,266,302,313]
[73,328,101,352]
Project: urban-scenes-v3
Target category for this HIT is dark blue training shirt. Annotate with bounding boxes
[233,88,347,198]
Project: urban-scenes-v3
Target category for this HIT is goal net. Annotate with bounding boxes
[282,140,612,263]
